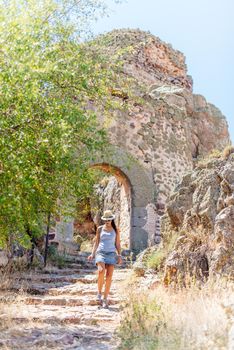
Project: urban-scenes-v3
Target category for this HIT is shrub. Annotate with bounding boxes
[74,233,94,251]
[118,295,167,350]
[146,232,178,271]
[147,249,166,270]
[47,245,67,269]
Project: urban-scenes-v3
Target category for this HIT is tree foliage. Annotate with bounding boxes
[0,0,117,248]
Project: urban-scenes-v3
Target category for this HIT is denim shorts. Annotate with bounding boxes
[95,251,117,265]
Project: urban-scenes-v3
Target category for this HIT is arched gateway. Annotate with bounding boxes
[90,147,157,252]
[53,147,157,254]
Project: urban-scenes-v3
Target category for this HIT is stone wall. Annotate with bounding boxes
[54,29,231,253]
[89,29,230,248]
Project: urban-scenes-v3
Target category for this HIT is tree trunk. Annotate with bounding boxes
[44,212,51,267]
[27,227,34,267]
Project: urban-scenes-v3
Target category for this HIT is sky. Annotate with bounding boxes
[92,0,234,143]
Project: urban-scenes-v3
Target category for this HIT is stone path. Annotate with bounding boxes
[0,252,131,349]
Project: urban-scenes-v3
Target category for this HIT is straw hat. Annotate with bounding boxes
[101,210,115,221]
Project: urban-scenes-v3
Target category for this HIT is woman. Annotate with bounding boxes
[87,210,122,308]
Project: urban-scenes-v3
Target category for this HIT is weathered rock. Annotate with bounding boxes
[210,205,234,276]
[132,262,146,277]
[162,152,234,282]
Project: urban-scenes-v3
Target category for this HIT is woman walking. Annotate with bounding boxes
[87,210,122,308]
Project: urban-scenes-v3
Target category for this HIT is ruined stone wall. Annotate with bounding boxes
[98,29,193,90]
[53,29,230,252]
[95,29,230,207]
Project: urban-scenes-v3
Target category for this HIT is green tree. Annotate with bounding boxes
[0,0,118,250]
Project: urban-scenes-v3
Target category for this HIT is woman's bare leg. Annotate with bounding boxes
[104,264,114,299]
[97,262,105,294]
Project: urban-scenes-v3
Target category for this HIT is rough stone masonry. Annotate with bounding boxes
[56,29,231,253]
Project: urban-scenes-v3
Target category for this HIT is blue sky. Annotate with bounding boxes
[92,0,234,143]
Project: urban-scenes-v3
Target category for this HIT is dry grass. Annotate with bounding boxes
[146,232,178,271]
[80,238,94,251]
[118,277,234,350]
[196,144,234,168]
[0,269,41,328]
[0,270,30,330]
[197,148,222,166]
[222,145,234,159]
[0,293,26,330]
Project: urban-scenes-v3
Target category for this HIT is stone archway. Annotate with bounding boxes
[90,163,132,250]
[90,147,157,252]
[52,147,157,254]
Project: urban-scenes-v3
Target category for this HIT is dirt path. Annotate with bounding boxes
[0,252,131,349]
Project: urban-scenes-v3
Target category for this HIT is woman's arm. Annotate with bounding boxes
[115,228,123,264]
[115,228,121,255]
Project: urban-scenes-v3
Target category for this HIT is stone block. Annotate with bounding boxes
[130,227,148,252]
[131,206,148,228]
[154,236,161,244]
[132,207,147,218]
[132,215,147,227]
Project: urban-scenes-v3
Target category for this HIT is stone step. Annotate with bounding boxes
[0,263,131,349]
[2,316,119,328]
[64,255,131,266]
[66,252,90,258]
[4,282,71,295]
[0,288,114,299]
[3,269,128,296]
[3,281,117,296]
[65,264,96,271]
[47,286,116,296]
[16,270,128,285]
[41,268,97,275]
[24,295,122,307]
[0,326,118,350]
[64,255,91,263]
[0,326,114,350]
[17,275,97,284]
[0,303,122,326]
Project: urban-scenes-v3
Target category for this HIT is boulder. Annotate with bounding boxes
[162,151,234,282]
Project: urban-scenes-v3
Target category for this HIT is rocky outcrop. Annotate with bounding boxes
[162,149,234,282]
[93,29,230,205]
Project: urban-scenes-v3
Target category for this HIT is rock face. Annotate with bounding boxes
[162,150,234,282]
[95,30,230,201]
[88,29,230,249]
